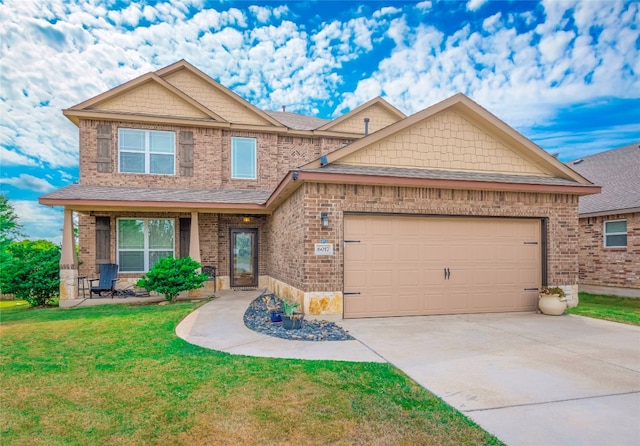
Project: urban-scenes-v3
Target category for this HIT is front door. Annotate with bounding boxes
[230,228,258,288]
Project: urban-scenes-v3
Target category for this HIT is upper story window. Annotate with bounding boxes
[117,218,175,272]
[119,129,175,175]
[604,219,627,248]
[231,137,256,179]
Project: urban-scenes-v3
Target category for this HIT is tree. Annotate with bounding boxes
[0,240,60,306]
[0,195,24,245]
[136,256,209,303]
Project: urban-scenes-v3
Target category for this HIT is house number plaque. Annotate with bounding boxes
[314,243,333,255]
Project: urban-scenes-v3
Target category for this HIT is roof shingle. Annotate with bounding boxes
[40,184,272,205]
[264,111,329,130]
[304,164,586,187]
[567,142,640,216]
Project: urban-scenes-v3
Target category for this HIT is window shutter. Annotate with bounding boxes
[180,131,194,177]
[96,124,112,173]
[179,218,191,258]
[95,216,111,264]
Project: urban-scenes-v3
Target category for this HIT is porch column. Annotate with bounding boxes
[189,211,201,263]
[59,208,78,300]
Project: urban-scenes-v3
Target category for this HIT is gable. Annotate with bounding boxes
[161,67,277,127]
[319,97,405,135]
[328,102,403,135]
[89,80,211,119]
[336,109,546,175]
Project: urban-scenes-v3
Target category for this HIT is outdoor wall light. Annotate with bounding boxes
[242,216,252,223]
[320,212,329,228]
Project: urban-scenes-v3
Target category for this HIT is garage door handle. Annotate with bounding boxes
[444,268,450,280]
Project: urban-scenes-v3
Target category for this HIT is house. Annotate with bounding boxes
[40,60,599,317]
[567,143,640,298]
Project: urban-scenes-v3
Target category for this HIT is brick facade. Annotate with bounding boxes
[51,65,591,312]
[79,120,351,191]
[578,212,640,290]
[267,183,581,294]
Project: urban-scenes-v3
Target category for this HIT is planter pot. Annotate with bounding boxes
[539,295,567,316]
[269,311,282,323]
[282,313,304,330]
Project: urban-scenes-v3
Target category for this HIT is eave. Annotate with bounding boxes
[265,170,601,209]
[38,197,268,214]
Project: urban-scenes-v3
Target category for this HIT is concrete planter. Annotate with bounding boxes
[538,295,567,316]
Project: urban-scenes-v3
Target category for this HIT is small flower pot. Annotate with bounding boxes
[269,311,282,323]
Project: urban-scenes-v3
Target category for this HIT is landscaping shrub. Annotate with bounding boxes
[0,240,60,307]
[136,256,209,302]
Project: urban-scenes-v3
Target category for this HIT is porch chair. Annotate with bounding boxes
[89,263,119,298]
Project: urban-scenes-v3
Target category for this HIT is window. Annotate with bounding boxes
[119,129,175,175]
[117,219,175,272]
[604,220,627,248]
[231,137,256,179]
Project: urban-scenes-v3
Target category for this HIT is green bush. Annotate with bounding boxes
[136,256,209,302]
[0,240,60,307]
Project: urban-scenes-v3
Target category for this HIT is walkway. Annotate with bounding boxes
[175,290,384,362]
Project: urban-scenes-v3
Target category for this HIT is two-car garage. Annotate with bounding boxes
[343,214,542,318]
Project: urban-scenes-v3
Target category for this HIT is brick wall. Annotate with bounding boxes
[578,212,640,289]
[265,186,306,290]
[268,183,581,292]
[78,119,355,191]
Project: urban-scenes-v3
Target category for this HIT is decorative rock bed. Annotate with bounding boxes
[243,295,354,341]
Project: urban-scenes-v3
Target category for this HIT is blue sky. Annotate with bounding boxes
[1,0,639,243]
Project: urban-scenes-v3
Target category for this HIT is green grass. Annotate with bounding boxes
[0,302,502,445]
[567,293,640,326]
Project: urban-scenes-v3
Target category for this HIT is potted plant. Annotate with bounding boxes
[281,298,304,330]
[539,286,567,316]
[262,291,282,323]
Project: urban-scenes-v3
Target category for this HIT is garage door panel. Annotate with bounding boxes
[344,216,541,318]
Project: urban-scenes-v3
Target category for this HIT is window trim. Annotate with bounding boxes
[118,128,176,175]
[117,218,175,273]
[603,219,627,248]
[231,137,257,180]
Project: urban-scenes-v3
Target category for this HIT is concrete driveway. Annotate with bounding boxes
[340,313,640,446]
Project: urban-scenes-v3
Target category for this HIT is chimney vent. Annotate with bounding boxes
[282,106,286,112]
[364,118,370,136]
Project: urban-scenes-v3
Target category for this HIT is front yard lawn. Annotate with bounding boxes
[567,292,640,326]
[0,301,502,445]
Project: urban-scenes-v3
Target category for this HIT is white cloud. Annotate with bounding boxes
[539,30,575,63]
[0,174,56,193]
[12,200,63,244]
[1,0,638,208]
[0,148,39,167]
[467,0,489,12]
[482,12,502,32]
[335,1,640,142]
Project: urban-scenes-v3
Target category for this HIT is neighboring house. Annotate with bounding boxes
[40,60,599,317]
[567,143,640,298]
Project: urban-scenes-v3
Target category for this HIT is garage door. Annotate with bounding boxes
[343,215,541,318]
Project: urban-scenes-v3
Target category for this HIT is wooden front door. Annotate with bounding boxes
[230,228,258,288]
